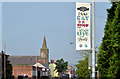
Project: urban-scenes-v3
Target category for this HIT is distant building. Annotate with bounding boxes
[66,66,75,78]
[8,36,49,79]
[49,60,58,78]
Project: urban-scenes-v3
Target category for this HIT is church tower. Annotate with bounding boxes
[40,36,49,64]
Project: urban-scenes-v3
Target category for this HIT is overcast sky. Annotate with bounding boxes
[2,2,111,66]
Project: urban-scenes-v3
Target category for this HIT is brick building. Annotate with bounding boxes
[8,36,49,79]
[13,65,33,79]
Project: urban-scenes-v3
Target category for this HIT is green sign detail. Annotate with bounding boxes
[77,29,89,37]
[85,44,88,47]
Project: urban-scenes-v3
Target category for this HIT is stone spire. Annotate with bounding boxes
[42,36,47,49]
[39,36,49,64]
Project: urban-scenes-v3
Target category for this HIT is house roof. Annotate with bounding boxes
[8,55,38,66]
[33,63,46,68]
[8,55,49,68]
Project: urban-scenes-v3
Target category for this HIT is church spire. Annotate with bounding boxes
[42,36,47,49]
[39,36,49,64]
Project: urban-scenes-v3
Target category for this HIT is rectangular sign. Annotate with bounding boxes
[76,2,91,50]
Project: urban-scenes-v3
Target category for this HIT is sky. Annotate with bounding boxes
[1,0,110,2]
[2,2,111,66]
[0,2,1,52]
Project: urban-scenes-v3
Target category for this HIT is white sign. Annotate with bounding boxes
[76,2,91,50]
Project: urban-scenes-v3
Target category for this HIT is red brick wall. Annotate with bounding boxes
[12,65,33,78]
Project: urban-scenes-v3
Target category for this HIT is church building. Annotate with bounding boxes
[8,36,49,79]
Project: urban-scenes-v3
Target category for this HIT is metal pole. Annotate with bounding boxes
[4,44,6,53]
[0,1,2,51]
[0,1,2,78]
[91,0,95,79]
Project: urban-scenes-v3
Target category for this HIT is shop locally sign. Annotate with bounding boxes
[76,2,91,50]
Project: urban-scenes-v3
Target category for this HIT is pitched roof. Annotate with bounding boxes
[8,55,49,68]
[42,63,49,69]
[33,63,46,68]
[42,36,47,49]
[8,55,38,66]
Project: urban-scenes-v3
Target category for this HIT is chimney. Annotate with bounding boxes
[51,60,54,63]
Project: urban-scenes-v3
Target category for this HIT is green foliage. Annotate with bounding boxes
[97,1,120,79]
[107,2,120,78]
[1,53,13,79]
[75,54,90,79]
[109,0,120,2]
[55,58,68,73]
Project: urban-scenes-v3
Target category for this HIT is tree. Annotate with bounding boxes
[97,2,117,78]
[1,52,13,79]
[107,2,120,78]
[75,53,90,79]
[97,1,120,78]
[6,55,13,79]
[55,58,68,74]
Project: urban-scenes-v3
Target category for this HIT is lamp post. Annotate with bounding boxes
[91,0,95,78]
[72,0,96,78]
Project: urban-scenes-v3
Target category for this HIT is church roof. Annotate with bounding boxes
[8,55,38,66]
[8,55,49,68]
[42,36,47,49]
